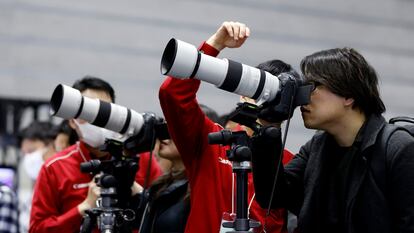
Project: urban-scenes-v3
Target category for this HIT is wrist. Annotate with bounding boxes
[77,202,91,216]
[78,199,95,215]
[131,182,143,196]
[206,35,225,51]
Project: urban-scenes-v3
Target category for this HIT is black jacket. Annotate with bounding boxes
[136,178,190,233]
[252,115,414,233]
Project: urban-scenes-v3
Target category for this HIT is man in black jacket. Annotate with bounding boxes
[252,48,414,233]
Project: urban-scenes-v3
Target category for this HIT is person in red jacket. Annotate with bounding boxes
[159,21,295,233]
[30,76,162,233]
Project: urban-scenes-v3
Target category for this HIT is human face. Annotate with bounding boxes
[20,139,46,154]
[300,83,348,131]
[158,139,181,161]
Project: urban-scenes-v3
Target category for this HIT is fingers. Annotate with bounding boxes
[222,21,250,40]
[222,22,234,38]
[89,181,101,196]
[207,21,250,51]
[245,26,251,37]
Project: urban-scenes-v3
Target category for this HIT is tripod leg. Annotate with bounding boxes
[80,211,96,233]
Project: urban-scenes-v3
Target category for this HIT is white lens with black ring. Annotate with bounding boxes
[105,103,128,133]
[256,72,280,105]
[50,84,146,137]
[50,84,83,119]
[196,55,229,87]
[161,39,198,79]
[126,110,145,136]
[78,97,100,123]
[233,64,262,98]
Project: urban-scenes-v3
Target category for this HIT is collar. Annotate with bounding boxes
[77,141,111,161]
[77,141,91,162]
[357,114,386,152]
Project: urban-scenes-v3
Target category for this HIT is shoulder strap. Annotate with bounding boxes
[372,122,412,197]
[370,124,399,197]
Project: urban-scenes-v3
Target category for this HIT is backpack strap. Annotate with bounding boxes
[371,121,413,198]
[389,117,414,125]
[370,124,399,197]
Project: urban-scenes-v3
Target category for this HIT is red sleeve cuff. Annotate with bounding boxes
[198,41,220,57]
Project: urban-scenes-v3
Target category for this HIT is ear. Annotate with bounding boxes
[343,97,355,108]
[68,119,77,130]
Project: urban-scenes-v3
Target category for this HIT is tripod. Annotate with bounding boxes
[209,130,260,233]
[80,176,136,233]
[79,140,138,233]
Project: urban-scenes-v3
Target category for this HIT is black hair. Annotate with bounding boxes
[219,110,235,127]
[256,59,298,77]
[300,47,385,115]
[200,104,220,124]
[18,121,57,145]
[72,75,116,102]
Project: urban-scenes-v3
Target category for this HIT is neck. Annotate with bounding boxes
[327,111,366,147]
[43,145,56,161]
[170,159,185,174]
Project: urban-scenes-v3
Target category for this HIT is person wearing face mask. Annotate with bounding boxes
[30,76,162,233]
[18,121,58,233]
[19,121,58,181]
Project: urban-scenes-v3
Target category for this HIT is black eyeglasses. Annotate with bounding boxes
[307,81,322,92]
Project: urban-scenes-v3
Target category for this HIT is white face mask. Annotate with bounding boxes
[74,120,122,148]
[22,148,46,180]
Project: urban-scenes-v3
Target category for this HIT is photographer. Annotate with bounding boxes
[159,21,295,233]
[134,105,219,233]
[30,77,162,233]
[252,48,414,232]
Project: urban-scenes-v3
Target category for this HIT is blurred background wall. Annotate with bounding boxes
[1,0,413,151]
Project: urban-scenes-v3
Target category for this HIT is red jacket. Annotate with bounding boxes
[29,141,162,233]
[159,42,293,233]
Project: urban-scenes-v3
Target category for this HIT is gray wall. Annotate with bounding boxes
[1,0,413,151]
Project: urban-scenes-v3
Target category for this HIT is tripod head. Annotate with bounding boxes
[208,130,260,233]
[208,130,251,163]
[80,139,138,233]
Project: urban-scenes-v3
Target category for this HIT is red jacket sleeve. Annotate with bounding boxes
[158,42,221,172]
[159,41,234,233]
[29,165,83,233]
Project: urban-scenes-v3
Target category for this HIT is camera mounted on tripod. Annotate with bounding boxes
[50,84,171,233]
[79,139,138,233]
